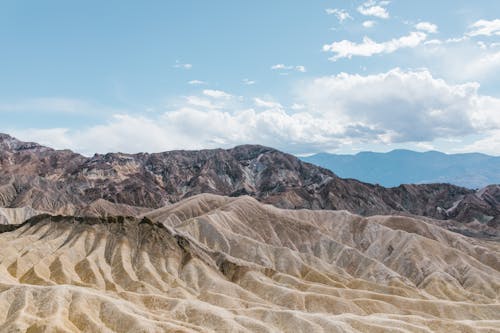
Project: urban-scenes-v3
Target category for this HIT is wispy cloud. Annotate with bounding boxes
[467,19,500,37]
[202,89,232,99]
[254,98,283,109]
[325,8,352,23]
[295,65,306,73]
[323,31,427,61]
[185,96,218,109]
[173,60,192,69]
[271,64,307,72]
[188,80,206,85]
[242,78,256,85]
[417,34,500,82]
[291,103,305,110]
[362,21,376,28]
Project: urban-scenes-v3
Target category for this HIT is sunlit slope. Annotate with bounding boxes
[0,194,498,332]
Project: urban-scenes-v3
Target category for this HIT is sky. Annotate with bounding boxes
[1,0,500,156]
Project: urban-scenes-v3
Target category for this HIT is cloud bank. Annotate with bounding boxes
[7,69,500,156]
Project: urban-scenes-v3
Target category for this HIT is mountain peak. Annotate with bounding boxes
[0,133,15,143]
[0,133,52,153]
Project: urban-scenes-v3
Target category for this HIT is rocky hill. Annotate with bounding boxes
[1,133,499,237]
[0,194,498,332]
[1,133,500,332]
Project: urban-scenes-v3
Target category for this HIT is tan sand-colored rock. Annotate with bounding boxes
[0,194,498,332]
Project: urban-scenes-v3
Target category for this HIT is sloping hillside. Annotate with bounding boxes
[1,133,499,237]
[0,194,498,332]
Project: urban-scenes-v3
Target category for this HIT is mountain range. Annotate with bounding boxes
[302,149,500,189]
[0,133,499,332]
[1,133,499,238]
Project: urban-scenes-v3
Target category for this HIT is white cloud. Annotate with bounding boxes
[414,141,435,151]
[424,39,442,46]
[188,80,206,85]
[325,8,352,23]
[173,61,192,69]
[202,89,232,99]
[184,90,237,111]
[242,78,256,85]
[291,103,305,110]
[445,36,469,43]
[477,41,488,50]
[296,68,500,144]
[415,22,438,34]
[7,69,500,156]
[9,128,73,150]
[271,64,307,72]
[323,31,427,61]
[417,37,500,81]
[362,21,376,28]
[357,1,389,19]
[9,107,340,155]
[185,96,218,110]
[295,65,307,73]
[358,6,388,19]
[271,64,287,70]
[459,130,500,156]
[461,50,500,80]
[254,98,283,109]
[467,19,500,37]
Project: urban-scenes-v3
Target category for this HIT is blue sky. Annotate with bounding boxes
[1,0,500,155]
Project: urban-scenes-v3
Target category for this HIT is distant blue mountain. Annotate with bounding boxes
[301,149,500,189]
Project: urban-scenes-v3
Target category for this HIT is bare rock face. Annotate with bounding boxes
[451,185,500,226]
[0,194,498,332]
[0,206,42,225]
[0,133,499,237]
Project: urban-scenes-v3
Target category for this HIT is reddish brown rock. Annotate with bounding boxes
[1,133,498,238]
